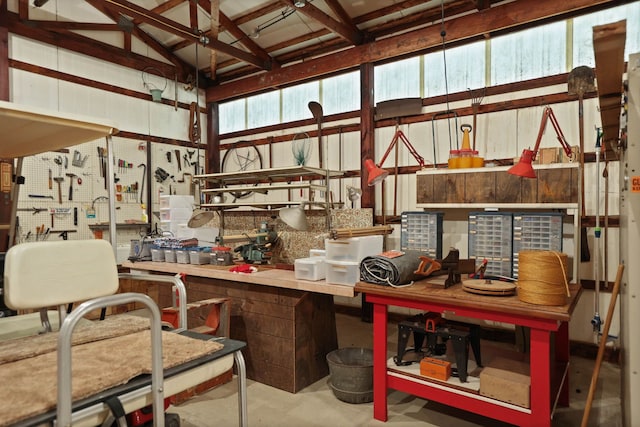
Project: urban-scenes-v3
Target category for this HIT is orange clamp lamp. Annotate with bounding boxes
[366,128,426,186]
[508,106,573,178]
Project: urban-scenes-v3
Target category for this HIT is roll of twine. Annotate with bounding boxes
[517,251,570,306]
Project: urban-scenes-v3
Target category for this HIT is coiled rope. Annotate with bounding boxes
[517,251,570,306]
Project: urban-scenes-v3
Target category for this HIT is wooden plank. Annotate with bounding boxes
[537,168,576,203]
[464,171,495,203]
[416,173,435,204]
[593,20,626,153]
[495,171,524,203]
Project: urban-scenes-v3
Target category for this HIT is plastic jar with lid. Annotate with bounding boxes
[448,150,460,169]
[472,150,484,168]
[458,149,473,168]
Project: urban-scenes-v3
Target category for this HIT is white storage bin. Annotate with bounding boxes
[295,257,326,281]
[309,249,326,257]
[325,235,383,262]
[325,260,360,286]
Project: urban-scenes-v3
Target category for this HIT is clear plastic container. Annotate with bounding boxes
[151,248,165,262]
[164,249,177,263]
[325,260,360,286]
[295,257,326,281]
[325,235,383,263]
[176,249,190,264]
[189,249,210,265]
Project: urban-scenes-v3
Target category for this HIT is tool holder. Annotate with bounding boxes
[394,313,482,383]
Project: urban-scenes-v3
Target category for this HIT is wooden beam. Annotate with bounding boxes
[593,19,626,154]
[208,0,616,102]
[324,0,359,31]
[360,63,374,210]
[217,11,275,66]
[101,0,271,70]
[280,0,363,45]
[209,0,219,77]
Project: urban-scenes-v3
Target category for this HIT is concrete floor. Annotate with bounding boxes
[170,312,621,427]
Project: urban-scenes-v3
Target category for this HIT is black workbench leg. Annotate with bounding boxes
[470,325,482,367]
[451,337,469,382]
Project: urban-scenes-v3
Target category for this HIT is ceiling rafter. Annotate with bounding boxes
[197,0,276,67]
[86,0,191,79]
[279,0,363,45]
[207,0,617,101]
[100,0,272,71]
[324,0,358,29]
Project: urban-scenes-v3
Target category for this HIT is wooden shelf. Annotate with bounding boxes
[194,165,344,185]
[416,163,579,207]
[201,182,327,195]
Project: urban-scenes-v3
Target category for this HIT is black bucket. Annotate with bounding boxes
[326,347,373,404]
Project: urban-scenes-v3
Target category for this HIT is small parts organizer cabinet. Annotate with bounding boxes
[355,280,582,427]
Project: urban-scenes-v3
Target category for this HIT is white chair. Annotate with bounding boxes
[4,239,166,427]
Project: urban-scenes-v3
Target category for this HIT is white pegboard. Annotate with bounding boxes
[15,137,164,245]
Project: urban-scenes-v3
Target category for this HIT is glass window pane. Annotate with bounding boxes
[247,90,280,128]
[573,3,640,67]
[219,98,245,134]
[491,21,566,86]
[374,56,421,103]
[323,71,360,115]
[424,40,486,97]
[282,81,319,122]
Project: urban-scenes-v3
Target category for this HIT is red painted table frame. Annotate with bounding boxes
[355,281,582,427]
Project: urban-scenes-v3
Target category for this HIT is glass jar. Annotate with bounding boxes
[448,150,460,169]
[472,150,484,168]
[458,149,473,168]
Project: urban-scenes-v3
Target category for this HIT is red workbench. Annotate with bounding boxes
[354,279,582,427]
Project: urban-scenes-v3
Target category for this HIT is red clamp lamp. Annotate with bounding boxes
[365,126,426,186]
[508,106,574,178]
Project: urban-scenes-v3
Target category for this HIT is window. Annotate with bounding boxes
[322,71,360,116]
[282,81,319,122]
[491,21,566,86]
[424,40,486,97]
[573,3,640,67]
[374,56,421,103]
[247,90,280,128]
[219,98,246,134]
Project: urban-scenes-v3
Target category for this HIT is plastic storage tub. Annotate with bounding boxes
[325,260,360,286]
[150,248,165,262]
[309,249,326,257]
[325,235,383,263]
[189,249,210,265]
[176,249,190,264]
[164,249,177,263]
[295,257,326,281]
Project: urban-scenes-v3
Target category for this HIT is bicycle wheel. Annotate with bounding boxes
[221,143,263,199]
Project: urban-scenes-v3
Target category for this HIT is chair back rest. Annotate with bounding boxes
[3,240,119,310]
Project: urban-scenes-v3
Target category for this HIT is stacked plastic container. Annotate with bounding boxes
[324,235,383,286]
[294,250,327,281]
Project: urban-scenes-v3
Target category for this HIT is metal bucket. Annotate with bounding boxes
[326,347,373,404]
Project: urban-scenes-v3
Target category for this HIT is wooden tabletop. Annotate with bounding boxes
[355,278,582,323]
[122,261,357,298]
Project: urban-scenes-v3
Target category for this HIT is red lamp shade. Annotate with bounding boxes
[365,159,389,186]
[508,149,537,178]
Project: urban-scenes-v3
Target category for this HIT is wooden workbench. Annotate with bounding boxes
[122,261,357,393]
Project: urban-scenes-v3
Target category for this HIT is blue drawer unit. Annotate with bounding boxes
[468,212,513,278]
[512,212,563,278]
[400,211,444,258]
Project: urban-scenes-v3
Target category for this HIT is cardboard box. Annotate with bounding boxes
[420,357,451,381]
[480,357,531,408]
